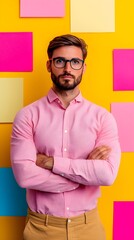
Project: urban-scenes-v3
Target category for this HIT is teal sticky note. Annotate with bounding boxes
[0,168,27,216]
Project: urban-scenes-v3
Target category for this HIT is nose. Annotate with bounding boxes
[64,60,71,71]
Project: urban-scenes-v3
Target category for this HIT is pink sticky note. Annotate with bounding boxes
[111,103,134,152]
[20,0,65,17]
[113,49,134,91]
[113,201,134,240]
[0,32,33,72]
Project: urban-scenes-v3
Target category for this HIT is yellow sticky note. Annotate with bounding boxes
[71,0,115,32]
[0,78,23,123]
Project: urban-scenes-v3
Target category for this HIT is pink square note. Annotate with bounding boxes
[113,201,134,240]
[111,103,134,152]
[0,32,33,72]
[20,0,65,17]
[113,49,134,91]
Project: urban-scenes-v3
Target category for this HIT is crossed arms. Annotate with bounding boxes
[36,145,111,170]
[11,110,121,193]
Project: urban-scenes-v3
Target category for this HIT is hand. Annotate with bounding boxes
[87,145,111,160]
[36,154,54,170]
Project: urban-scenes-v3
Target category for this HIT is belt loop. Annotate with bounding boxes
[84,212,87,224]
[45,214,48,226]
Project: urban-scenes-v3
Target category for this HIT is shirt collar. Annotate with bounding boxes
[47,88,83,104]
[47,88,59,103]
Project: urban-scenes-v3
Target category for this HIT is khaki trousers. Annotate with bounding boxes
[23,208,106,240]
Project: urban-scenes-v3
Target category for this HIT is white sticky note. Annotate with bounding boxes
[71,0,115,32]
[0,78,23,123]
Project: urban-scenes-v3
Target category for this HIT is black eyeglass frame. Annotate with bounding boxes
[49,57,84,70]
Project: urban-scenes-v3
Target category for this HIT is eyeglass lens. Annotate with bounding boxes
[52,57,84,70]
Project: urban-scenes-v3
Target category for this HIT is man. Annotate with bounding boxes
[11,34,121,240]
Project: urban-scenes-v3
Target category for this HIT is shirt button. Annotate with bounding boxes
[67,207,69,210]
[64,148,67,152]
[64,130,67,133]
[61,173,64,176]
[68,219,71,223]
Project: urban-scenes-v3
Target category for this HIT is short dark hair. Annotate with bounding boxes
[47,34,88,60]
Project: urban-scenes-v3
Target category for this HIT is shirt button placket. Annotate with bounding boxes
[62,110,69,157]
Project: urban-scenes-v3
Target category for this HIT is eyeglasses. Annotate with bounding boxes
[50,57,84,70]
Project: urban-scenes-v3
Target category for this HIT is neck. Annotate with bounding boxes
[52,85,80,108]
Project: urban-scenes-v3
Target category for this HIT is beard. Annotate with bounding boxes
[51,71,83,91]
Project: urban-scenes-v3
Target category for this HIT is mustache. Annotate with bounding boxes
[58,72,75,79]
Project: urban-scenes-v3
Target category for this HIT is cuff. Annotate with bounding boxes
[53,157,71,176]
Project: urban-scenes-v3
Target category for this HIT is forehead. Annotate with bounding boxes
[52,46,83,59]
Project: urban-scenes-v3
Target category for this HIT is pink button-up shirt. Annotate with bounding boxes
[11,89,121,217]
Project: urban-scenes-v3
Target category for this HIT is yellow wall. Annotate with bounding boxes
[1,0,134,239]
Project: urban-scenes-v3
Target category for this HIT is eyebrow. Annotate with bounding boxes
[52,57,83,60]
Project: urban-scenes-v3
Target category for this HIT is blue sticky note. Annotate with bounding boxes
[0,168,27,216]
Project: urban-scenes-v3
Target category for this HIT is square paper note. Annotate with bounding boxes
[0,78,23,123]
[113,49,134,90]
[71,0,115,32]
[113,201,134,240]
[0,32,33,72]
[0,168,27,216]
[20,0,65,17]
[111,103,134,152]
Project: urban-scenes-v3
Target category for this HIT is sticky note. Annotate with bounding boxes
[0,32,33,72]
[113,49,134,90]
[111,103,134,152]
[71,0,115,32]
[0,78,23,123]
[0,124,12,167]
[0,217,25,240]
[0,168,27,216]
[113,201,134,240]
[20,0,65,17]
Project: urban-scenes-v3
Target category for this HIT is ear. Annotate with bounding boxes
[46,60,51,72]
[83,63,86,74]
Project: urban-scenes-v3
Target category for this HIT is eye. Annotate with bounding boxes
[71,58,81,65]
[55,58,64,64]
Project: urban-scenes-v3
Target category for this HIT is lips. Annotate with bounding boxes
[62,75,72,79]
[60,74,74,80]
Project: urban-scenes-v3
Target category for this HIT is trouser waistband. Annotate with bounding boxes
[27,208,98,227]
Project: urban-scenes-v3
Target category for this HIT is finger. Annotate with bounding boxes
[93,146,110,154]
[89,146,111,157]
[36,158,48,168]
[37,154,46,158]
[94,146,111,154]
[92,150,110,159]
[95,152,110,160]
[97,145,111,150]
[87,146,111,159]
[89,149,111,160]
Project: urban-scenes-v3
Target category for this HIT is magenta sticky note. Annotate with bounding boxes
[111,103,134,152]
[0,32,33,72]
[113,49,134,90]
[113,201,134,240]
[20,0,65,17]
